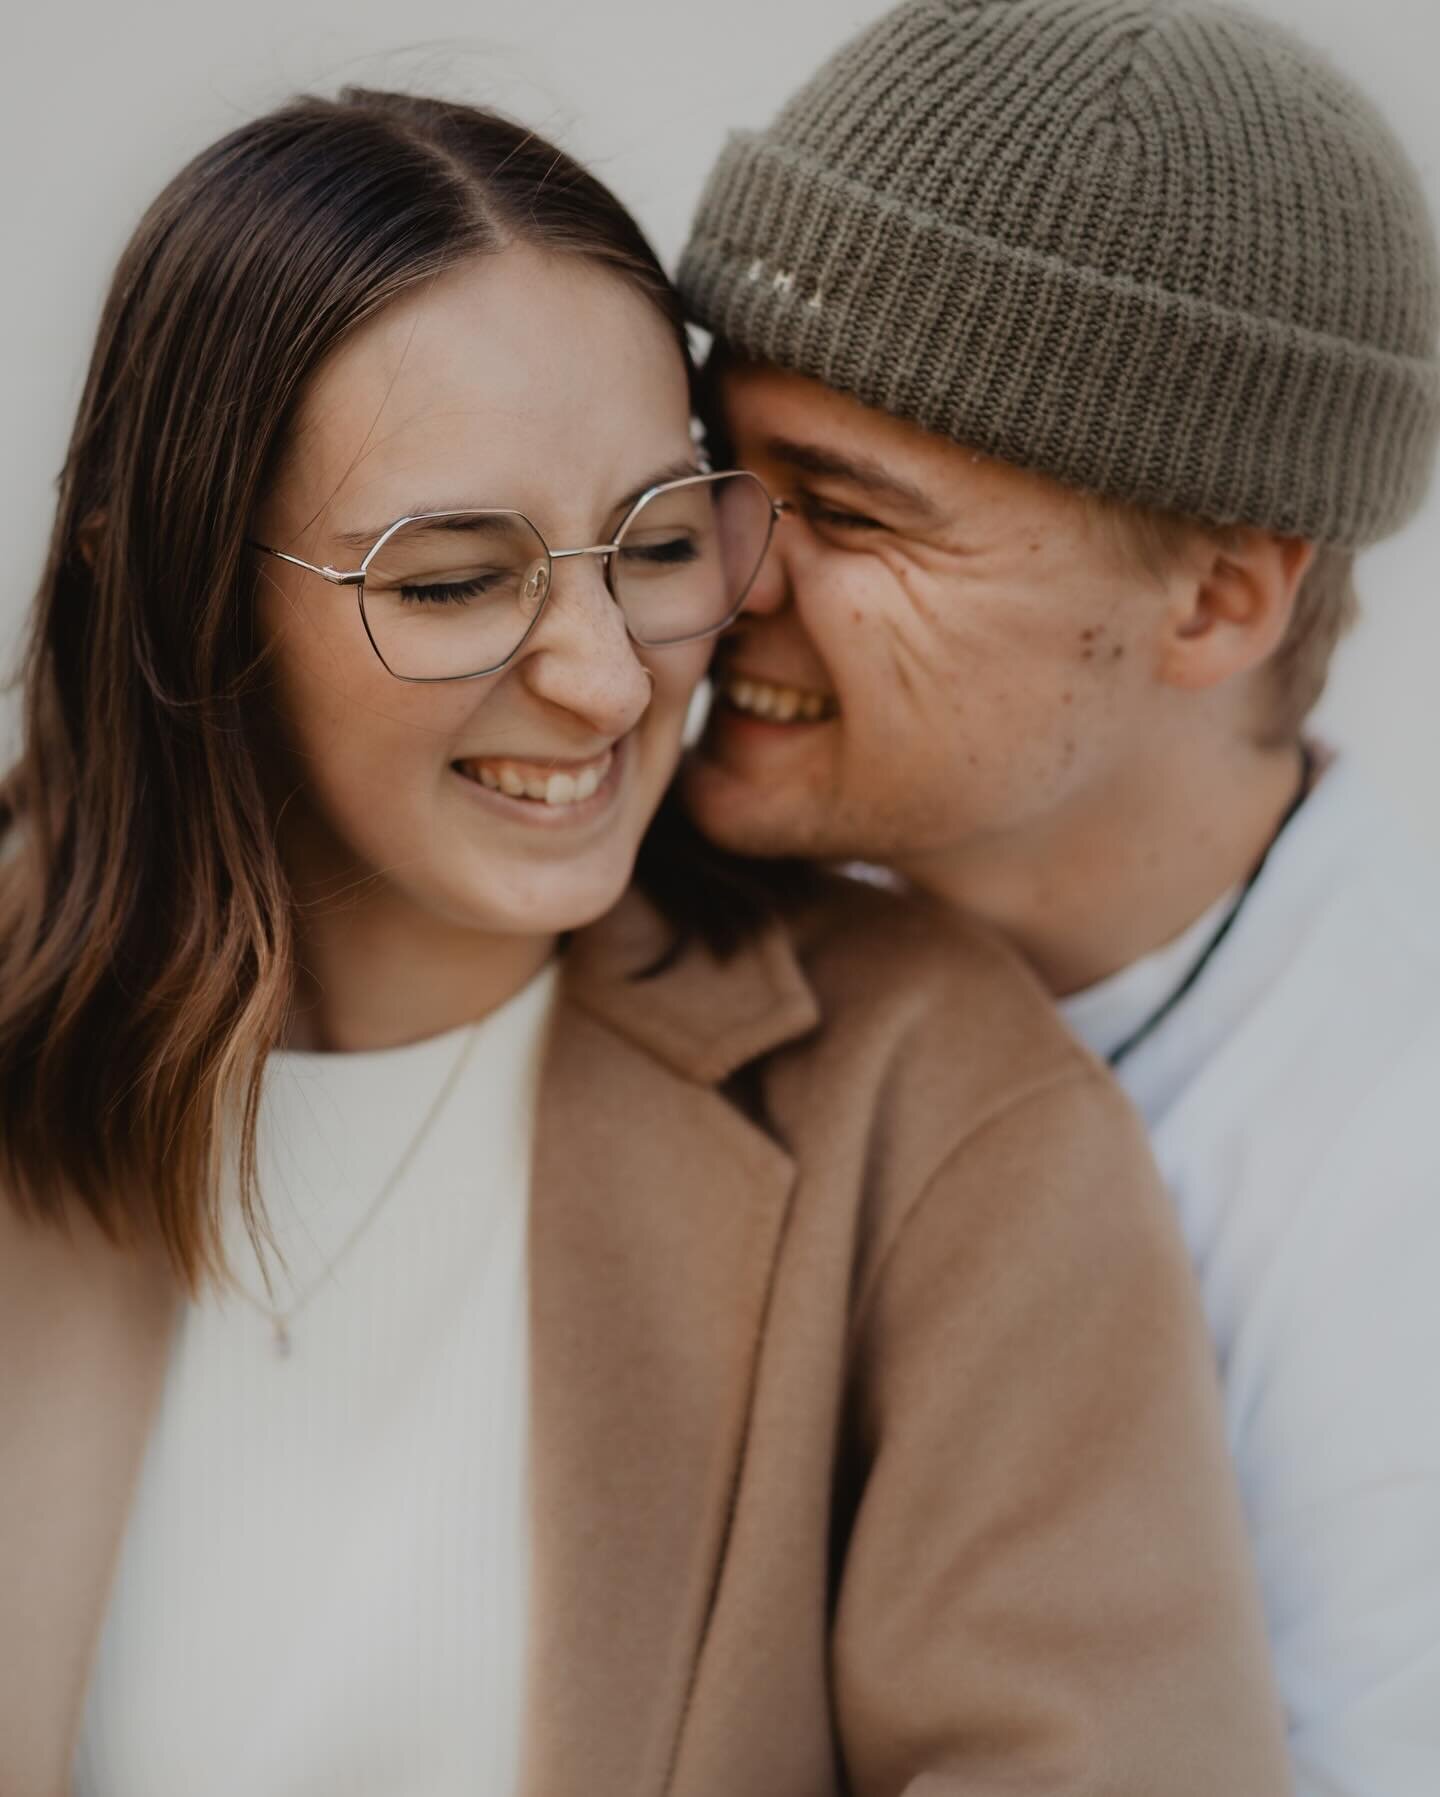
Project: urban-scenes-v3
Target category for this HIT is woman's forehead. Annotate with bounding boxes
[278,248,692,540]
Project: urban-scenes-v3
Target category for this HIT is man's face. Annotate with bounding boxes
[685,361,1180,876]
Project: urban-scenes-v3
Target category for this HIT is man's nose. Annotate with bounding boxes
[518,554,654,739]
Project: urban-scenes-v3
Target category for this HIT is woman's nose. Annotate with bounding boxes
[737,518,792,618]
[519,555,653,738]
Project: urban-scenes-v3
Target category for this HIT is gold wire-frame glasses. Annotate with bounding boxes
[249,469,783,684]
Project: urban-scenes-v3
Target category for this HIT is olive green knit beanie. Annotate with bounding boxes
[678,0,1440,546]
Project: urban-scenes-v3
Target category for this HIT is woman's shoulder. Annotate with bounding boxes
[754,871,1154,1222]
[567,874,1129,1174]
[783,870,1098,1094]
[760,875,1177,1361]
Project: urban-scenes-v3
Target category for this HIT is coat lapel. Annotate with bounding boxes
[519,896,819,1796]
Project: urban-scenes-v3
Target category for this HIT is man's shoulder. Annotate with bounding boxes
[1290,756,1440,977]
[1228,760,1440,1097]
[1147,756,1440,1125]
[1142,763,1440,1323]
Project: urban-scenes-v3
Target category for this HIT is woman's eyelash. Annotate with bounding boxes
[620,536,700,566]
[397,577,495,604]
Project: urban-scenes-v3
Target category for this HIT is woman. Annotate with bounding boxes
[0,90,1289,1795]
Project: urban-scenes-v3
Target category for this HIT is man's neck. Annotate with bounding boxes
[898,739,1309,998]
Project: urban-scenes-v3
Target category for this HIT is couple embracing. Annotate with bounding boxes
[2,3,1437,1794]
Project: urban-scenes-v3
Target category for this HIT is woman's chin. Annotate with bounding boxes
[442,855,640,942]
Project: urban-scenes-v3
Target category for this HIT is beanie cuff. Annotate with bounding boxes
[679,134,1440,546]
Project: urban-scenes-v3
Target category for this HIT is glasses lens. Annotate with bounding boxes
[613,472,774,647]
[359,512,550,679]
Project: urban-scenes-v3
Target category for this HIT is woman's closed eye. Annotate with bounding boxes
[396,573,508,605]
[619,533,701,567]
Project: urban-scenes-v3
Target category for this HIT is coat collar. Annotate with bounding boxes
[560,887,822,1085]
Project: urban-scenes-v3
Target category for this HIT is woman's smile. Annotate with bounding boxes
[252,244,710,965]
[450,740,624,828]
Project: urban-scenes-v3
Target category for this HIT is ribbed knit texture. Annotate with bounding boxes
[679,0,1440,545]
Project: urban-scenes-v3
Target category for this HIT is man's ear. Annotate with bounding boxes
[1157,528,1315,693]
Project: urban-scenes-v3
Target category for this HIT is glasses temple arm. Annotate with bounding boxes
[247,539,364,586]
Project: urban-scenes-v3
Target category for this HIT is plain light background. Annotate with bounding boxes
[6,0,1437,851]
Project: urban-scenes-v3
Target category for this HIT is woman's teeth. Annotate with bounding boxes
[457,751,612,806]
[722,676,835,722]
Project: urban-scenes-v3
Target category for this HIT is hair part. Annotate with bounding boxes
[1085,494,1358,746]
[0,88,727,1291]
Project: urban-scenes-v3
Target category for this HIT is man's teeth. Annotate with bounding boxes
[724,677,833,722]
[461,752,611,806]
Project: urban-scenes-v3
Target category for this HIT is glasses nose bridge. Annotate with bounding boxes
[546,539,624,605]
[549,540,620,566]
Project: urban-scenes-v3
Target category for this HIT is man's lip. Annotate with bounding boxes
[713,665,839,723]
[718,663,833,696]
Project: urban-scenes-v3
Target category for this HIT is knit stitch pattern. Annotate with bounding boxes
[679,0,1440,545]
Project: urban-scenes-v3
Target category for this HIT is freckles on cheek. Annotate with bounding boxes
[282,661,461,822]
[268,632,373,759]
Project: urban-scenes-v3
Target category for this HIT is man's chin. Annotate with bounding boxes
[679,750,841,862]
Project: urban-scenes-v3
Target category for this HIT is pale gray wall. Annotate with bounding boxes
[6,0,1437,848]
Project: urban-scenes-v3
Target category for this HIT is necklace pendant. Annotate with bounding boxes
[251,1019,481,1366]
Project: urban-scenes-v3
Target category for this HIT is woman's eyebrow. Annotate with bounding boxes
[330,508,465,554]
[606,458,705,523]
[765,437,940,521]
[328,460,704,555]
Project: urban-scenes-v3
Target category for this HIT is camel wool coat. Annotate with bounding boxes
[0,879,1290,1796]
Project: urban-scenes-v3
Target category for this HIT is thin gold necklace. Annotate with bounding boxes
[238,1021,483,1358]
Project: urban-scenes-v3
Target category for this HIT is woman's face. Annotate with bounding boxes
[252,245,708,943]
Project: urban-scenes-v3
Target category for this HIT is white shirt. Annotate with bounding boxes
[1062,755,1440,1797]
[74,963,557,1797]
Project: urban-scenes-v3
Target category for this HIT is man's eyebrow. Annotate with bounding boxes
[327,459,703,557]
[764,437,940,520]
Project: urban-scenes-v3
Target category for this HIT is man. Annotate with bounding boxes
[677,2,1440,1792]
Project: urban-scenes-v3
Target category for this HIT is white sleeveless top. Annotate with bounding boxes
[74,963,557,1797]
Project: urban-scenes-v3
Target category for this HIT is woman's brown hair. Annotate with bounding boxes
[0,88,781,1291]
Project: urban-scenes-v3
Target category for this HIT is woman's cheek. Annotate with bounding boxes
[645,645,711,746]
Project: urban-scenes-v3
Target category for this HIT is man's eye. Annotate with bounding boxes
[804,499,881,532]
